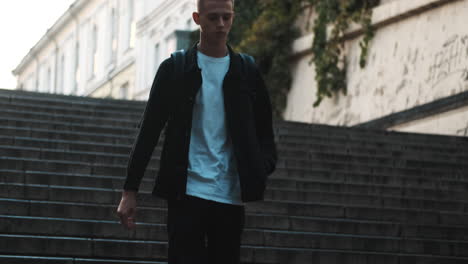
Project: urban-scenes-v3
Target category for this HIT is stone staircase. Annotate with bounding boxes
[0,88,468,264]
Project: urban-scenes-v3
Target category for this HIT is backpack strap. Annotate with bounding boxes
[171,49,186,82]
[239,53,258,99]
[239,53,255,78]
[164,49,186,126]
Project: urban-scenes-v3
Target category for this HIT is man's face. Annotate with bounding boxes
[193,0,234,44]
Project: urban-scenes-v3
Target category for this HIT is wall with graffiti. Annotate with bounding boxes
[285,0,468,136]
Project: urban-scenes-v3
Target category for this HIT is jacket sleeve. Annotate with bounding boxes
[252,66,278,177]
[123,58,173,192]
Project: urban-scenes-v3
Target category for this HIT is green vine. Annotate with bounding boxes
[234,0,302,118]
[189,0,379,117]
[309,0,379,107]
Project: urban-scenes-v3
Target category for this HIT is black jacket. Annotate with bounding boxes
[123,43,277,202]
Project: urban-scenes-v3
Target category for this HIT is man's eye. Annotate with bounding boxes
[223,15,231,20]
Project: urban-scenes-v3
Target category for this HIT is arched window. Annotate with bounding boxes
[109,8,118,64]
[90,24,98,78]
[125,0,135,50]
[46,67,51,93]
[58,54,65,94]
[74,42,80,94]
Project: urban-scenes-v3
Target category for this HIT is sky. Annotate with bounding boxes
[0,0,75,89]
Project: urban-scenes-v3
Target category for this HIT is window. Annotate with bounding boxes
[46,67,51,93]
[74,42,80,94]
[36,72,40,92]
[57,54,65,94]
[26,73,34,91]
[90,24,98,79]
[120,82,129,99]
[109,8,118,64]
[126,0,136,49]
[154,43,160,75]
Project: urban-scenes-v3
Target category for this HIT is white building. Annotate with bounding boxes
[12,0,196,100]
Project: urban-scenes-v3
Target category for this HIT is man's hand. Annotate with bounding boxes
[116,190,137,230]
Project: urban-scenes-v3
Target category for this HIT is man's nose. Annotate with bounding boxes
[217,17,224,27]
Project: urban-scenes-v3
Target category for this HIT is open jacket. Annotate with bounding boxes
[123,43,277,202]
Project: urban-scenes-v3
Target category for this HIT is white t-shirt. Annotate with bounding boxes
[185,50,244,206]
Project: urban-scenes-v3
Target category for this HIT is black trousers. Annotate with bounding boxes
[166,194,245,264]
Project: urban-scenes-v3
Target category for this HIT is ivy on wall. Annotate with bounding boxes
[190,0,380,118]
[308,0,380,107]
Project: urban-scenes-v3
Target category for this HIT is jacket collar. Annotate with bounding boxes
[185,42,242,79]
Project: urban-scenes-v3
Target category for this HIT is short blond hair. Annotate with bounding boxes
[197,0,235,12]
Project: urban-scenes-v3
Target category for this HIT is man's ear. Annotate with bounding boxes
[192,12,200,25]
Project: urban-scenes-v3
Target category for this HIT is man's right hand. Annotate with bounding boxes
[116,190,137,230]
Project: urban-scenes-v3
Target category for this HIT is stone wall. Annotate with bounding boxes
[285,0,468,136]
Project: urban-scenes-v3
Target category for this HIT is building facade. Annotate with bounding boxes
[12,0,196,100]
[14,0,467,137]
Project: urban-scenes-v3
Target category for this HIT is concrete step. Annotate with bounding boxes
[3,135,467,165]
[276,123,468,142]
[1,109,466,154]
[278,164,465,182]
[0,126,134,145]
[0,145,160,167]
[2,196,467,228]
[278,122,468,146]
[2,143,465,183]
[0,99,141,120]
[1,145,465,177]
[1,122,466,162]
[0,108,138,128]
[1,233,468,262]
[0,234,167,261]
[273,169,468,192]
[2,135,466,167]
[2,156,467,198]
[281,154,466,172]
[274,166,468,188]
[3,168,467,201]
[0,135,131,155]
[2,182,468,216]
[3,215,468,256]
[0,251,460,264]
[0,117,136,136]
[277,135,468,155]
[279,143,468,161]
[2,90,466,149]
[3,208,468,240]
[0,89,144,111]
[0,254,167,264]
[0,157,130,176]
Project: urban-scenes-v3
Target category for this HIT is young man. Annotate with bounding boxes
[117,0,277,263]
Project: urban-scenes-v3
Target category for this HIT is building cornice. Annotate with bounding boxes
[12,0,89,75]
[136,0,190,36]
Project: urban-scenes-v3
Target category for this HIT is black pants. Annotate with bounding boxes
[166,194,245,264]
